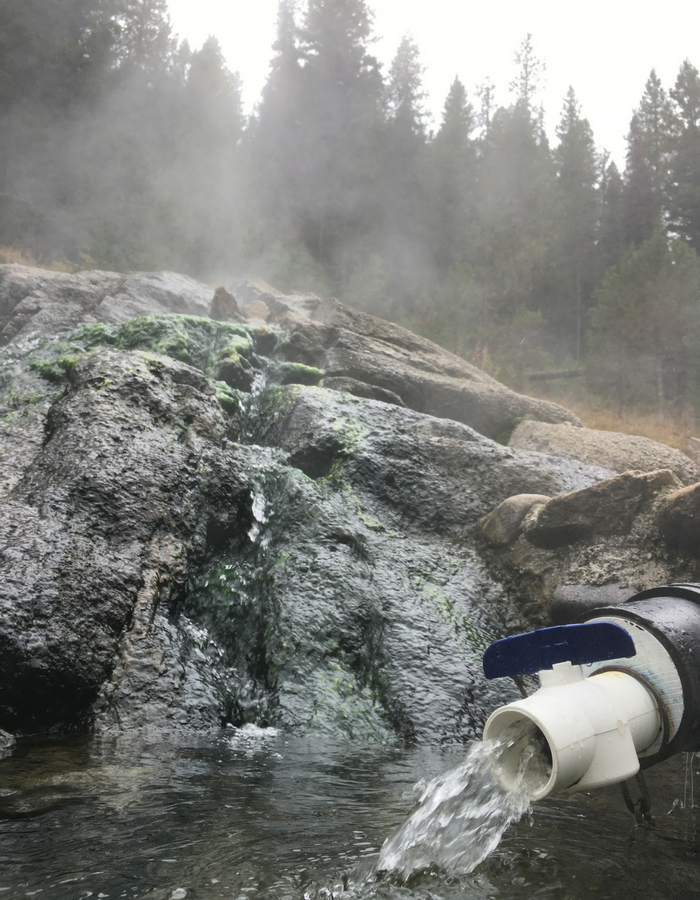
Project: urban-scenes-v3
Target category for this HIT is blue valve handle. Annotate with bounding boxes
[483,622,636,679]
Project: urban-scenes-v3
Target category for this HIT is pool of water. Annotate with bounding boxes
[1,728,699,900]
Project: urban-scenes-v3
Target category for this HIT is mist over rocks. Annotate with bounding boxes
[241,280,584,441]
[0,263,698,742]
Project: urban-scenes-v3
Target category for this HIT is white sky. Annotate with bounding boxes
[167,0,700,168]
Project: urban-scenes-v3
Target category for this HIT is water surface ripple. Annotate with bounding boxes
[1,728,699,900]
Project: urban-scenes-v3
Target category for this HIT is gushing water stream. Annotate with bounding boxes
[376,721,552,880]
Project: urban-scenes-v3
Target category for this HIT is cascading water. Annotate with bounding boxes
[375,720,551,880]
[241,367,271,441]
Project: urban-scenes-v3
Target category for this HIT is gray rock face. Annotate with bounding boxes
[239,282,582,440]
[525,470,681,548]
[0,349,252,731]
[509,419,700,486]
[0,263,698,742]
[209,284,242,322]
[657,482,700,551]
[0,265,213,341]
[549,583,637,625]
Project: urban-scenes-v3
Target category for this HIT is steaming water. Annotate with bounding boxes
[376,722,549,879]
[2,728,700,900]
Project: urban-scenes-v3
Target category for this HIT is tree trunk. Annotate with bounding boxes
[656,356,665,425]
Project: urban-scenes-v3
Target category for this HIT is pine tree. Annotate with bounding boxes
[550,87,599,356]
[668,59,700,250]
[386,35,426,138]
[165,36,244,275]
[0,0,127,253]
[292,0,383,281]
[248,0,304,246]
[475,75,554,325]
[476,79,495,140]
[510,33,545,114]
[110,0,176,74]
[588,232,700,419]
[430,77,476,272]
[372,34,430,305]
[0,0,114,113]
[597,153,625,276]
[623,70,674,246]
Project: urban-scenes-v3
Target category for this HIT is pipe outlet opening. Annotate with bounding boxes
[487,714,554,799]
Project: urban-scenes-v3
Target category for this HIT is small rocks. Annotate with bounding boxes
[479,494,551,546]
[657,482,700,552]
[478,469,689,621]
[209,284,241,322]
[524,470,680,549]
[242,299,270,322]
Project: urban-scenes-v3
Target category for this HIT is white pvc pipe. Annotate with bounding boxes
[483,661,661,800]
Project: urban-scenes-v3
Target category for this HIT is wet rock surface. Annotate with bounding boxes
[1,264,700,742]
[549,582,637,624]
[524,469,681,548]
[657,481,700,551]
[509,418,700,486]
[0,348,252,731]
[0,266,213,342]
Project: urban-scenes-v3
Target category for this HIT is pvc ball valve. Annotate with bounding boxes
[481,583,700,800]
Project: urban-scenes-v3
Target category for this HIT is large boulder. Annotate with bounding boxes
[237,280,582,440]
[509,419,700,486]
[0,265,213,342]
[0,349,252,731]
[0,263,698,742]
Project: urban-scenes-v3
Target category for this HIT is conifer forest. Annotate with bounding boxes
[2,0,700,422]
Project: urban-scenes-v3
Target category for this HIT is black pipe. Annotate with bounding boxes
[580,583,700,766]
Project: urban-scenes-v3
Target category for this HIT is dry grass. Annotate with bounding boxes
[0,245,39,266]
[528,390,696,453]
[0,245,76,272]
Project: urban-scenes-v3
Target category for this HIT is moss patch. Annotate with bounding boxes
[274,361,324,387]
[30,354,84,384]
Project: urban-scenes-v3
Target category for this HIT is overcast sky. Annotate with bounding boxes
[167,0,700,168]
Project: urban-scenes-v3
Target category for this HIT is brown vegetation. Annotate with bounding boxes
[528,389,695,453]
